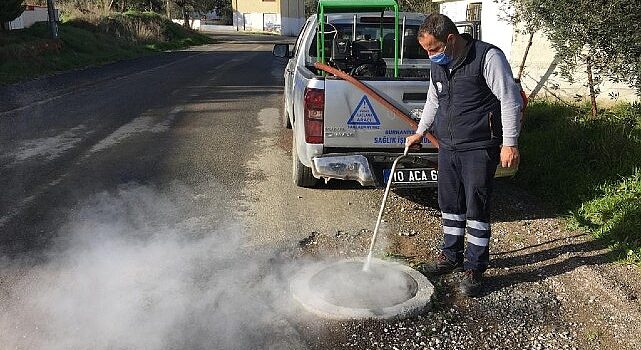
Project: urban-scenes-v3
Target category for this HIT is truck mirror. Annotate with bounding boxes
[273,44,291,58]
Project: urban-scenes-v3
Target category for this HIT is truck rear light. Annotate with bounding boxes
[304,88,324,144]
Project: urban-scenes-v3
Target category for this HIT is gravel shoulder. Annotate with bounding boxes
[245,115,641,349]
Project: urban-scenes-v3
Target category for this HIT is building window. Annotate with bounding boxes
[466,3,482,21]
[264,13,279,32]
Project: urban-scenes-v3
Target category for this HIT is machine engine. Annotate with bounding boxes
[329,35,387,77]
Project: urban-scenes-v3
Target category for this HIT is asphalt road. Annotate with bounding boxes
[0,33,331,349]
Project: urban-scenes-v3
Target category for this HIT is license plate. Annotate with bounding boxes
[383,168,438,184]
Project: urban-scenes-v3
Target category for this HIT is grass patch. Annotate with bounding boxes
[0,11,213,85]
[516,101,641,264]
[572,170,641,263]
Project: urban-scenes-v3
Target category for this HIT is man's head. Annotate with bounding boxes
[417,14,460,65]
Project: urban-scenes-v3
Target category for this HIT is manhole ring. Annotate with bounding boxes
[291,257,434,320]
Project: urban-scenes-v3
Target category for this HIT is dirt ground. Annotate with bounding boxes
[263,129,641,350]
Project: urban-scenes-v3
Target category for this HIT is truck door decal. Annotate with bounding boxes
[347,96,381,129]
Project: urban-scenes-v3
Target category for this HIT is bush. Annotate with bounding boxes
[517,101,641,210]
[516,101,641,263]
[574,170,641,264]
[0,11,212,84]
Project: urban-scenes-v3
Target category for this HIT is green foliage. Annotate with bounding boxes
[0,0,26,26]
[304,0,317,17]
[510,0,641,96]
[109,0,166,13]
[574,170,641,264]
[210,0,231,21]
[170,0,218,15]
[34,0,226,20]
[0,11,213,84]
[397,0,438,14]
[517,101,641,209]
[31,0,166,15]
[497,0,541,34]
[516,101,641,264]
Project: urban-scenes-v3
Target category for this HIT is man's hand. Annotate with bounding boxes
[405,133,425,149]
[500,146,520,168]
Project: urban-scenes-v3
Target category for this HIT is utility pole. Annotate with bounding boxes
[46,0,59,39]
[166,0,171,18]
[235,0,239,31]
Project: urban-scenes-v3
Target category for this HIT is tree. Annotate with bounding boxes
[115,0,165,12]
[100,0,114,13]
[0,0,26,30]
[170,0,216,27]
[510,0,641,117]
[211,0,231,22]
[533,0,609,117]
[397,0,438,14]
[497,0,543,81]
[304,0,316,17]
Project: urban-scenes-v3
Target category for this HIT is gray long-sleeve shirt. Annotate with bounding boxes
[416,48,523,147]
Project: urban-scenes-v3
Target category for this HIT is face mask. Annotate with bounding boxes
[429,46,451,65]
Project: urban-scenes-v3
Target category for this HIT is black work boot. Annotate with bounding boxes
[459,270,483,297]
[414,254,463,276]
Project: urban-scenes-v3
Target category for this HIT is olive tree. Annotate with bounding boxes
[397,0,438,14]
[304,0,316,17]
[115,0,166,12]
[511,0,641,117]
[0,0,26,30]
[497,0,543,81]
[170,0,217,27]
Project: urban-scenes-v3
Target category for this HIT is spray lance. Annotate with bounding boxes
[363,144,410,271]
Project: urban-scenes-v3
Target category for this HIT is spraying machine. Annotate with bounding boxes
[316,0,401,78]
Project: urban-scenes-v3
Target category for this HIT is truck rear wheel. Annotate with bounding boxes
[284,110,292,129]
[292,136,318,187]
[282,98,292,129]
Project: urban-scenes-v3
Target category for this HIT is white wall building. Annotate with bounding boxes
[232,0,306,36]
[436,0,513,60]
[7,5,58,30]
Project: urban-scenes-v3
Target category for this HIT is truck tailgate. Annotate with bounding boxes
[323,78,435,149]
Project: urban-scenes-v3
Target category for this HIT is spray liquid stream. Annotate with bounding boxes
[363,146,409,272]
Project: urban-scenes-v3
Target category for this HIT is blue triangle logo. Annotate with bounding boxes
[347,96,381,126]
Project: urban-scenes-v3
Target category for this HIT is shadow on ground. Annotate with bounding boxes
[483,235,609,295]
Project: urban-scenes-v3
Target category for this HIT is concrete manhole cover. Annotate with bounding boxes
[291,258,434,320]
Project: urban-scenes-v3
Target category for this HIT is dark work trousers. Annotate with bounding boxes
[437,146,500,272]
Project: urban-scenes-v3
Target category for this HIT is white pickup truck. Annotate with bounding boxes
[274,12,441,188]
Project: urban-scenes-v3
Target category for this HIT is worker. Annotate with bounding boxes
[405,14,523,297]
